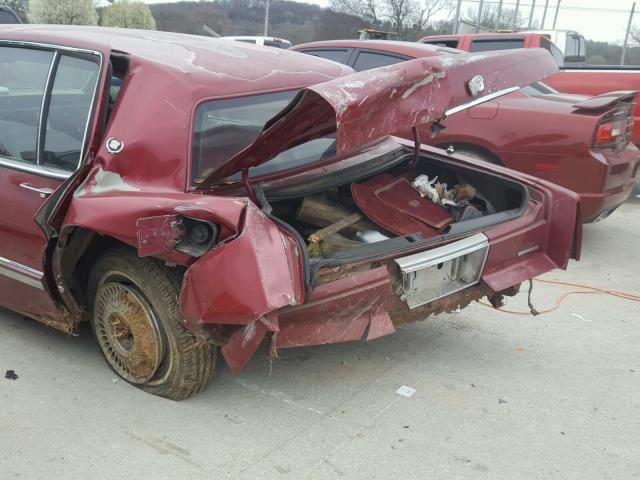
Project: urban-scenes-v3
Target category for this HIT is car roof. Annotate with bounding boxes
[0,25,349,98]
[223,35,291,42]
[422,32,542,39]
[293,39,462,58]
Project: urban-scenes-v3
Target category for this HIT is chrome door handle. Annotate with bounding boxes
[19,182,55,198]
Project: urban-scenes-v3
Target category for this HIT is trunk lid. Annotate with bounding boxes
[198,48,558,187]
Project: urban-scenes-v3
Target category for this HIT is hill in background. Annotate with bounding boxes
[148,0,640,64]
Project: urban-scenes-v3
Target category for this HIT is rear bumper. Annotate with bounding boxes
[580,146,639,222]
[188,179,580,373]
[273,185,580,352]
[499,144,639,222]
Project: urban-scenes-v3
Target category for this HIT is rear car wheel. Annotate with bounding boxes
[88,248,215,400]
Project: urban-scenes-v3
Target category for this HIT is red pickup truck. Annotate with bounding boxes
[419,33,640,144]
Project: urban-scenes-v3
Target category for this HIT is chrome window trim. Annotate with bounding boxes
[0,156,71,180]
[37,50,59,166]
[0,256,44,290]
[0,40,104,181]
[444,86,520,118]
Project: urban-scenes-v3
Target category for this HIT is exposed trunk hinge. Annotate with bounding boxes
[411,126,421,167]
[242,167,258,204]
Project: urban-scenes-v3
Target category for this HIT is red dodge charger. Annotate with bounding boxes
[293,40,640,222]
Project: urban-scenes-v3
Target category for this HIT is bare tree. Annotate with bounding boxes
[330,0,380,24]
[101,0,156,30]
[630,25,640,45]
[331,0,453,39]
[463,4,532,31]
[409,0,454,38]
[29,0,98,25]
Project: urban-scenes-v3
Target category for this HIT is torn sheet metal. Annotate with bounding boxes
[221,312,280,373]
[273,266,395,348]
[179,202,303,333]
[199,49,558,184]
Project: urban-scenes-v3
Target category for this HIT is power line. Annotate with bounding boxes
[459,0,633,14]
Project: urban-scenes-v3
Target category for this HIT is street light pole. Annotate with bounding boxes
[528,0,536,29]
[476,0,485,33]
[264,0,270,37]
[621,2,636,65]
[552,0,561,29]
[496,0,504,29]
[541,0,550,28]
[513,0,521,30]
[453,0,462,34]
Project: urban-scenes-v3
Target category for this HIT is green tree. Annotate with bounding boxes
[29,0,98,25]
[101,0,156,30]
[0,0,28,22]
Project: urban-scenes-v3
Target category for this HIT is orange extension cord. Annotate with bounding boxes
[479,278,640,316]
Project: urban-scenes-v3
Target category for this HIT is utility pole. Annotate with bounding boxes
[552,0,561,29]
[541,0,550,28]
[528,0,536,29]
[513,0,521,30]
[496,0,504,30]
[263,0,270,36]
[453,0,462,34]
[476,0,485,33]
[621,2,636,65]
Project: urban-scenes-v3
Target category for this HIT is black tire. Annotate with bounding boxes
[87,247,215,400]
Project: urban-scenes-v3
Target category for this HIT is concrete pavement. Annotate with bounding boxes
[1,197,639,479]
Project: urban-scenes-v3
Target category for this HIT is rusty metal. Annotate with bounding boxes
[93,283,165,383]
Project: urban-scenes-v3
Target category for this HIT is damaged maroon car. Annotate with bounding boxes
[0,26,581,399]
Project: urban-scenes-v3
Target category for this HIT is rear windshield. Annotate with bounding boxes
[422,39,459,49]
[192,91,337,183]
[264,40,292,49]
[0,10,19,23]
[469,37,525,52]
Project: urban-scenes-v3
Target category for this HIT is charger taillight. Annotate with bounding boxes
[593,108,633,149]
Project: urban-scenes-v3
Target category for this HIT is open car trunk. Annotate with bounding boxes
[266,145,526,284]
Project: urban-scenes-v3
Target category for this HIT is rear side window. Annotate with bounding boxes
[41,55,100,171]
[235,39,256,44]
[0,46,53,163]
[192,91,295,181]
[469,37,525,52]
[192,91,339,182]
[0,46,100,172]
[422,39,459,49]
[540,37,565,67]
[353,51,407,71]
[564,34,586,63]
[303,48,351,64]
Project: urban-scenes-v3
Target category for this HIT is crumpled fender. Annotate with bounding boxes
[179,201,304,334]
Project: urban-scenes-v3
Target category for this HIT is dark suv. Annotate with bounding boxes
[0,6,21,24]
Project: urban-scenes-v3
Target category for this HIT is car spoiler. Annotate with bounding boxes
[198,48,558,187]
[573,90,639,111]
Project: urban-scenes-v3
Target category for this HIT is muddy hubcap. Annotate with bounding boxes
[94,283,165,384]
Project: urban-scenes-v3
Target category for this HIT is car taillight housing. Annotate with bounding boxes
[593,107,634,150]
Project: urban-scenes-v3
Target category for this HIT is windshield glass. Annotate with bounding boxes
[192,91,337,183]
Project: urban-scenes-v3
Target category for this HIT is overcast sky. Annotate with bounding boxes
[115,0,638,43]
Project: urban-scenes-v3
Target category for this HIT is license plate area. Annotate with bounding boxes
[394,233,489,309]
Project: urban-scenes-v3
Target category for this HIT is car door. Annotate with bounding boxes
[0,43,102,320]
